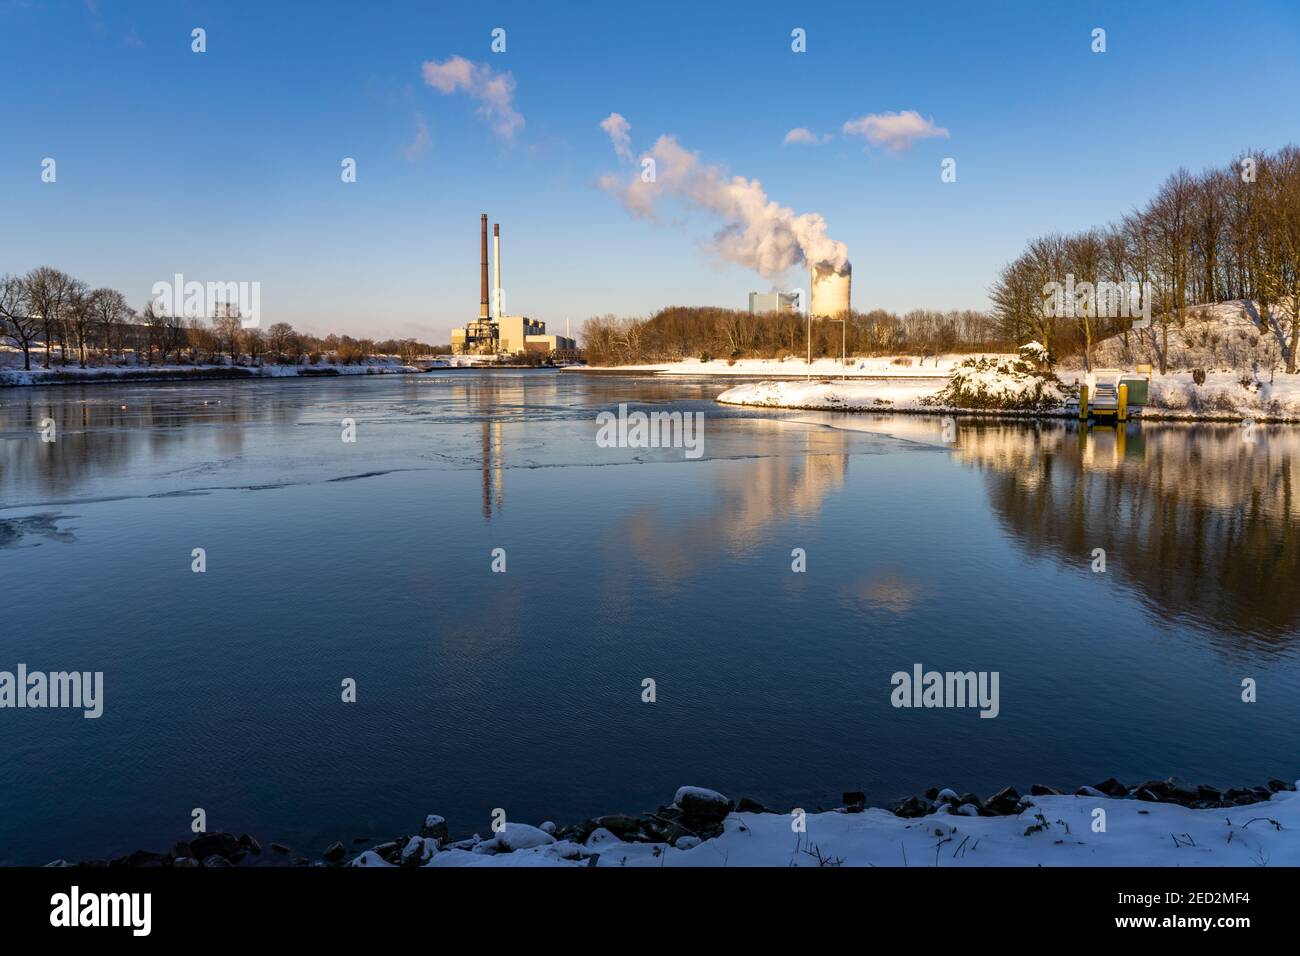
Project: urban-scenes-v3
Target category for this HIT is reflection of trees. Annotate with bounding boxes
[958,421,1300,645]
[617,426,850,580]
[0,387,295,501]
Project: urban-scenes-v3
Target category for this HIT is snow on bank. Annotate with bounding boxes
[376,785,1300,868]
[718,378,944,411]
[582,354,1006,378]
[0,361,419,387]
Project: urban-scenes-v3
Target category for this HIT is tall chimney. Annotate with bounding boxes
[479,213,489,320]
[493,223,502,320]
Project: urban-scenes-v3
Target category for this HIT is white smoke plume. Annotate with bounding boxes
[421,55,523,140]
[599,124,849,279]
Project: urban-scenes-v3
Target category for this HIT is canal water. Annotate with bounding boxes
[1,370,1297,864]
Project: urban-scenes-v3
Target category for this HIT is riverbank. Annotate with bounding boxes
[0,361,421,387]
[43,776,1298,869]
[717,370,1300,423]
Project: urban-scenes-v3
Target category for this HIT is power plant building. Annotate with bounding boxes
[451,214,578,358]
[748,291,800,315]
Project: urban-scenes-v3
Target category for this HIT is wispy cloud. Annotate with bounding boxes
[403,113,432,161]
[600,112,632,160]
[420,55,523,141]
[599,122,849,277]
[782,127,830,146]
[841,110,948,153]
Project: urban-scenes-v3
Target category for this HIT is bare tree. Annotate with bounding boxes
[90,288,131,363]
[0,274,42,370]
[65,280,93,368]
[25,266,75,369]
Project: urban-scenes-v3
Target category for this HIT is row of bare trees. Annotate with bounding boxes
[991,145,1300,372]
[581,305,1002,366]
[0,266,444,371]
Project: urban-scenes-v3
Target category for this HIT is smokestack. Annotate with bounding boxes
[479,213,489,320]
[493,223,501,320]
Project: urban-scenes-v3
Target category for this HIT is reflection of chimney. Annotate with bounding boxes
[479,213,489,320]
[493,223,501,320]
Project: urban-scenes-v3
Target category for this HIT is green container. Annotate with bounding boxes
[1120,376,1149,405]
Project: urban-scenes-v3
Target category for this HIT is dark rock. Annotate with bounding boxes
[372,841,401,862]
[227,850,247,865]
[1165,778,1199,803]
[594,814,644,839]
[190,832,239,859]
[1094,778,1128,797]
[674,788,733,825]
[1196,784,1223,801]
[323,841,346,863]
[1268,779,1296,792]
[737,797,774,814]
[270,842,290,855]
[1075,785,1106,798]
[923,787,940,801]
[201,854,231,867]
[1137,780,1172,799]
[238,835,262,854]
[1135,788,1163,802]
[172,857,198,868]
[958,792,984,809]
[842,791,866,808]
[985,786,1021,814]
[893,796,929,818]
[1250,786,1274,802]
[171,841,193,860]
[1030,784,1061,796]
[121,850,165,868]
[555,822,593,843]
[419,815,449,842]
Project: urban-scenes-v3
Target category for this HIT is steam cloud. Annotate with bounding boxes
[599,123,848,279]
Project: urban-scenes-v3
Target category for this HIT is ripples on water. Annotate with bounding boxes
[0,371,1297,863]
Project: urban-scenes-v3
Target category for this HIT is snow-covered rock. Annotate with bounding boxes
[474,822,556,855]
[348,850,395,867]
[673,787,732,823]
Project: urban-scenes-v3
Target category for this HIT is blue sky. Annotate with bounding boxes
[3,0,1299,341]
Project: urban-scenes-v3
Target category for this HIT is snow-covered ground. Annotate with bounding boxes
[579,354,1001,378]
[355,783,1300,868]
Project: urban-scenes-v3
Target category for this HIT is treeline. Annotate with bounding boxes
[581,305,1004,366]
[0,266,446,371]
[991,144,1300,372]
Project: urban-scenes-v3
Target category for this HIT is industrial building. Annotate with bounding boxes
[748,291,800,315]
[451,214,578,358]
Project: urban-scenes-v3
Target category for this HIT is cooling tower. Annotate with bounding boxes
[810,261,851,317]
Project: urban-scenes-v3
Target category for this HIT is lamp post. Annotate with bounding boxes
[833,317,846,380]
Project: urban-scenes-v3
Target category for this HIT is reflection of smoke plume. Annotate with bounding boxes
[599,127,849,279]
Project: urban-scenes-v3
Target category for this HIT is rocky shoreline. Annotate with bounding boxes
[42,775,1298,869]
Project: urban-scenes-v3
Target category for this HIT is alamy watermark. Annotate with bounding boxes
[595,403,704,459]
[0,665,103,718]
[150,273,261,328]
[1043,274,1151,329]
[890,663,999,718]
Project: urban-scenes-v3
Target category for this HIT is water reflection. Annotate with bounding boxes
[955,420,1300,645]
